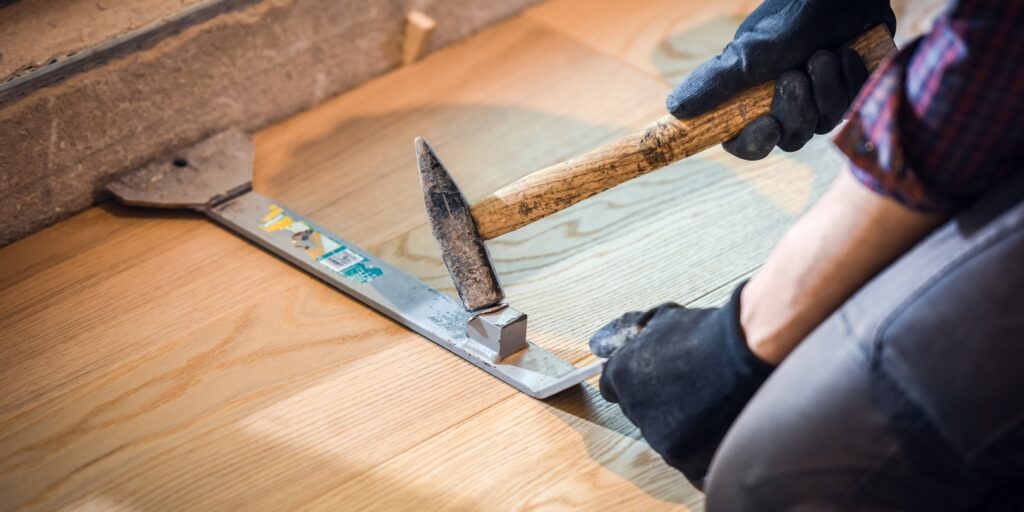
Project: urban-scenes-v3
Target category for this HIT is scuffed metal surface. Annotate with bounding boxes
[106,130,253,209]
[416,136,504,311]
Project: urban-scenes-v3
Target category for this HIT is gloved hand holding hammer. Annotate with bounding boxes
[590,0,897,483]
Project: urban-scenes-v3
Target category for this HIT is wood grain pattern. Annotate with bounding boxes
[526,0,754,86]
[527,0,946,84]
[0,0,942,510]
[470,25,896,240]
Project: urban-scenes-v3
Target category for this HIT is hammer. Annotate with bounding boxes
[419,25,896,313]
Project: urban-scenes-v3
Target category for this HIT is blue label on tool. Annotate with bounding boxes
[318,246,383,284]
[259,203,383,284]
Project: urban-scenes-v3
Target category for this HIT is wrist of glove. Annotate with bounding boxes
[667,0,895,160]
[589,283,774,481]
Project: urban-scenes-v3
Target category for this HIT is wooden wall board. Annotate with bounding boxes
[0,0,944,508]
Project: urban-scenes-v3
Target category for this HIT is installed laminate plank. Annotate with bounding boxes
[1,289,514,510]
[0,207,142,291]
[306,383,703,511]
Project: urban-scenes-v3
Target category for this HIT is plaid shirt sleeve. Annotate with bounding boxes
[834,0,1024,212]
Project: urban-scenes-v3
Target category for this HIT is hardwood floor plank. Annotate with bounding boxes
[0,298,514,509]
[0,207,142,291]
[304,384,703,511]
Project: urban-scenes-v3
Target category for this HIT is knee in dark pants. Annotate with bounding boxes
[700,328,970,511]
[703,174,1024,510]
[700,317,884,511]
[702,431,770,510]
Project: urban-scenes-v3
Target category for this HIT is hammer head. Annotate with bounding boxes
[416,137,505,312]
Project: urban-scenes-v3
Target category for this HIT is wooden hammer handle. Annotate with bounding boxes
[471,24,896,240]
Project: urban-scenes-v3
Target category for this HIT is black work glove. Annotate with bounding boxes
[666,0,896,160]
[590,284,773,482]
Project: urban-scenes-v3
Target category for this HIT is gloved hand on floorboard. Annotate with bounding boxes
[667,0,896,160]
[589,283,774,483]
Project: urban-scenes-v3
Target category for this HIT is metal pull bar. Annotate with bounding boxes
[209,192,600,398]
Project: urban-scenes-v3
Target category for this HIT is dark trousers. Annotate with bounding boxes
[704,175,1024,511]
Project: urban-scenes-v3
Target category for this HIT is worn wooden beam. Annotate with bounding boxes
[0,0,543,247]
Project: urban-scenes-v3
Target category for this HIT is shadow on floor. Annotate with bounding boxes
[544,383,706,508]
[650,13,745,86]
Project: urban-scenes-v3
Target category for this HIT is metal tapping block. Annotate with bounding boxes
[466,306,528,362]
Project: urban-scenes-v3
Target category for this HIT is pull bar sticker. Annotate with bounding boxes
[259,204,382,283]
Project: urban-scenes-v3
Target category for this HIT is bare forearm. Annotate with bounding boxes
[741,170,946,365]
